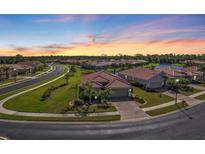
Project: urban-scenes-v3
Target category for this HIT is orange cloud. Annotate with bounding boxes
[1,39,205,56]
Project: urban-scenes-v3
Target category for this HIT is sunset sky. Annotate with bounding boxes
[0,14,205,56]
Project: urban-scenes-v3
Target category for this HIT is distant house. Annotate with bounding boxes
[82,61,113,70]
[82,71,132,98]
[4,64,33,75]
[182,66,204,81]
[157,66,204,82]
[17,61,44,70]
[81,59,147,70]
[156,67,186,80]
[118,67,164,90]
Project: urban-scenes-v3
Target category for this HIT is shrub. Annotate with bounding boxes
[134,95,146,104]
[101,102,112,109]
[41,83,68,101]
[41,88,52,101]
[74,98,84,106]
[180,86,193,92]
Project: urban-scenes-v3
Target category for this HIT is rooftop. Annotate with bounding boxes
[83,71,131,88]
[119,67,163,80]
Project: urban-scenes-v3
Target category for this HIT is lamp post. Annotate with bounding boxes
[175,79,180,104]
[13,69,17,83]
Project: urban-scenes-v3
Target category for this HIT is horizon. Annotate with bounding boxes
[0,14,205,56]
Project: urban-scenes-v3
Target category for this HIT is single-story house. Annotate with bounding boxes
[118,67,165,90]
[4,64,34,75]
[156,67,186,80]
[17,61,44,70]
[82,71,132,98]
[182,66,204,81]
[82,61,113,70]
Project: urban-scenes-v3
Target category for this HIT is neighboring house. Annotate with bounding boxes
[157,66,204,82]
[4,64,33,75]
[82,61,113,70]
[81,59,147,70]
[182,66,204,81]
[82,71,132,98]
[17,61,44,70]
[60,59,89,65]
[156,67,186,80]
[118,67,164,90]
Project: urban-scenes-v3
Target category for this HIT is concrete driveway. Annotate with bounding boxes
[112,101,149,120]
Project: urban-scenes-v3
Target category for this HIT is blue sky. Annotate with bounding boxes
[0,14,204,56]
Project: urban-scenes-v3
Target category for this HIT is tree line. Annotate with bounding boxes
[1,54,205,64]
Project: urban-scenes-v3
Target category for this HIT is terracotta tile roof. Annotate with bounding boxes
[83,71,130,88]
[119,67,162,80]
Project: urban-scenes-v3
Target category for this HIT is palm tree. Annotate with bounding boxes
[64,72,71,84]
[0,67,3,82]
[97,88,111,104]
[2,66,10,80]
[85,83,94,104]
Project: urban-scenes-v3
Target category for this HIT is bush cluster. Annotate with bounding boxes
[180,86,193,92]
[74,98,84,106]
[41,83,68,101]
[41,88,52,101]
[134,95,146,104]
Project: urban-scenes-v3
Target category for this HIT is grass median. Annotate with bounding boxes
[0,113,120,122]
[195,93,205,100]
[146,102,188,116]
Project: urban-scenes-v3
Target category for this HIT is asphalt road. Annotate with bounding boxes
[0,101,205,140]
[0,65,64,95]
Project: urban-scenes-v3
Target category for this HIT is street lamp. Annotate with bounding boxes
[175,79,180,104]
[13,69,17,83]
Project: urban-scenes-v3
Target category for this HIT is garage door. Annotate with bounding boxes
[110,88,129,98]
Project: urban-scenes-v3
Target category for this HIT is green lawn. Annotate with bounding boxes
[0,79,15,86]
[0,113,120,122]
[146,102,188,116]
[143,63,160,68]
[133,87,174,108]
[105,67,121,73]
[195,93,205,100]
[0,78,26,87]
[173,63,186,67]
[179,88,202,96]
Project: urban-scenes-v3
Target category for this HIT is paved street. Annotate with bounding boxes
[112,101,149,120]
